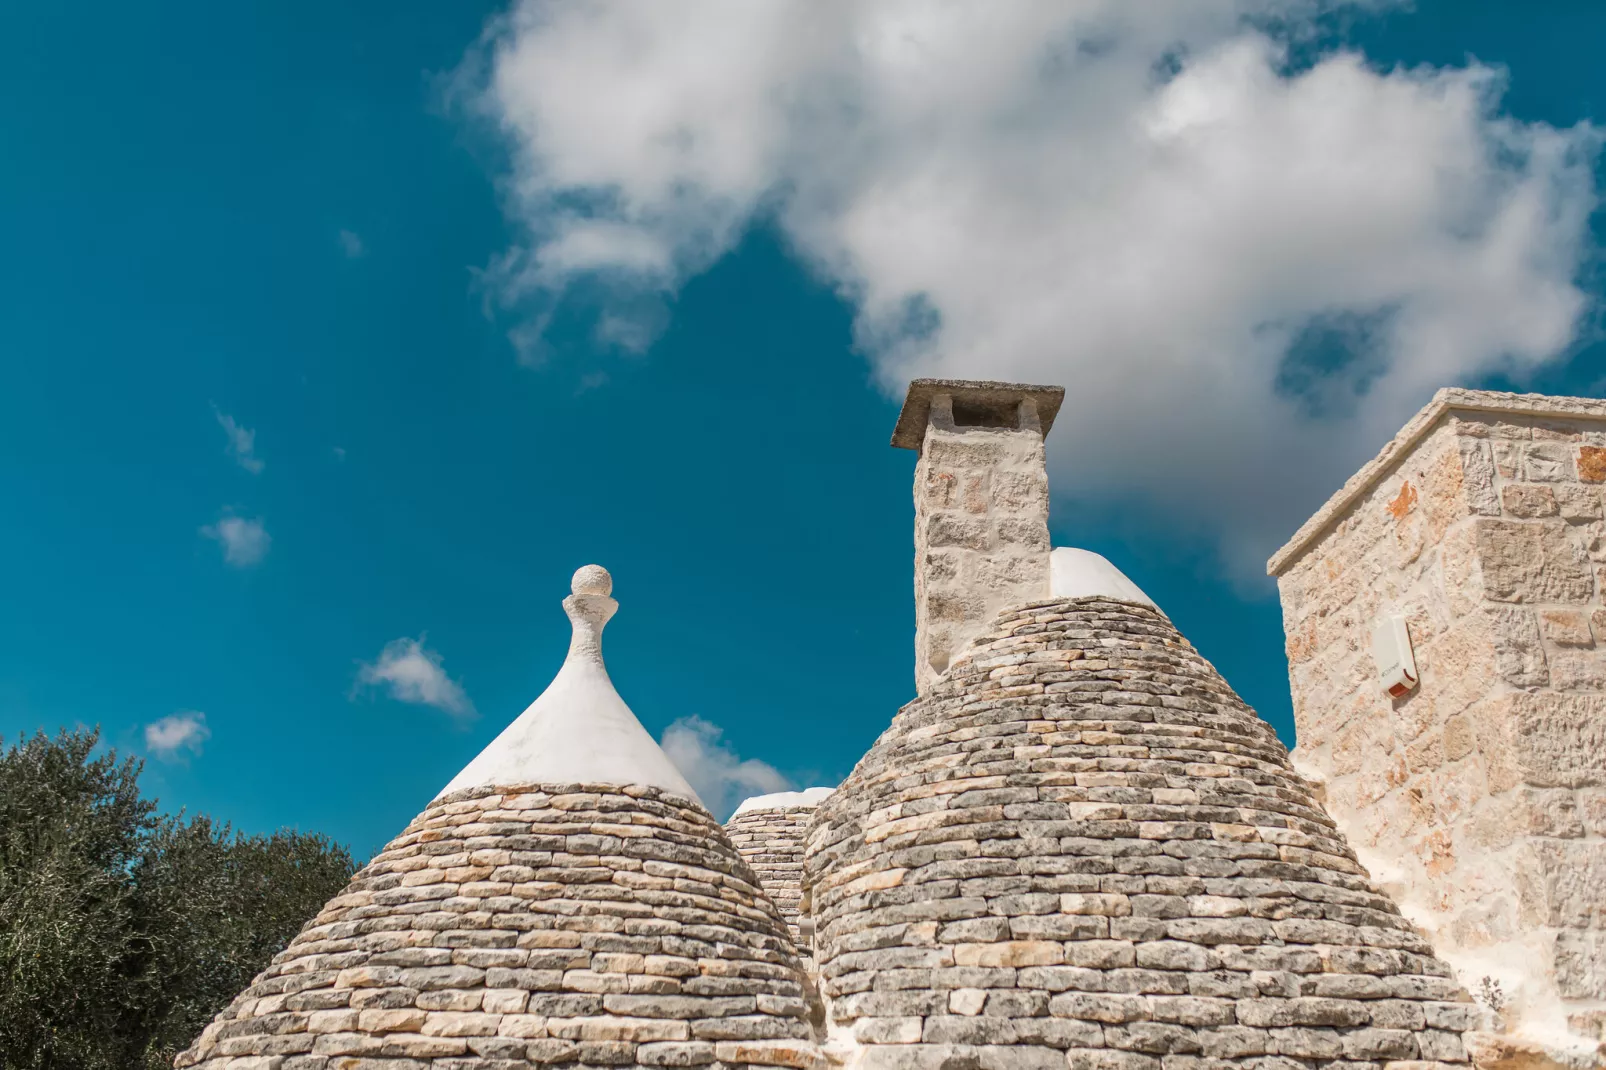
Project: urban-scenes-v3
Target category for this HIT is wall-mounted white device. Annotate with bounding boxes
[1372,613,1419,698]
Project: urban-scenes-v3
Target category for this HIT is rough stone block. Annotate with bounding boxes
[1512,693,1606,788]
[1486,606,1551,688]
[1526,442,1577,482]
[1342,1028,1419,1060]
[1551,651,1606,691]
[1524,839,1606,930]
[636,1040,718,1066]
[1502,485,1558,518]
[927,515,991,552]
[1558,484,1605,521]
[953,942,1063,968]
[853,1017,924,1044]
[1476,519,1595,604]
[1541,609,1597,648]
[1578,445,1606,483]
[1459,438,1501,515]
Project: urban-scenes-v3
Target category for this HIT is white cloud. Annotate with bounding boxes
[660,715,790,819]
[339,229,366,258]
[357,637,475,719]
[468,1,1599,575]
[212,406,264,474]
[201,514,271,567]
[145,711,210,761]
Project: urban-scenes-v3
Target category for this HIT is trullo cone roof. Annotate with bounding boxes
[804,573,1485,1070]
[725,790,833,959]
[176,566,823,1070]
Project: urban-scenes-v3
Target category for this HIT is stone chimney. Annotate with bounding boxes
[892,378,1063,694]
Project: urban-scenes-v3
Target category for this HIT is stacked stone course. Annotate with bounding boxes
[804,595,1483,1070]
[1270,390,1606,1042]
[176,784,822,1070]
[726,805,820,955]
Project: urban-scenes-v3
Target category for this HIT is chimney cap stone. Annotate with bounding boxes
[891,378,1065,451]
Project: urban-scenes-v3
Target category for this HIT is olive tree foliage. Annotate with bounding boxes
[0,728,357,1070]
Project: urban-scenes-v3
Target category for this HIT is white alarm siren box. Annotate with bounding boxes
[1372,614,1419,699]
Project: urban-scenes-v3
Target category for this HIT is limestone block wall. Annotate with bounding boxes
[912,414,1051,694]
[1270,389,1606,1047]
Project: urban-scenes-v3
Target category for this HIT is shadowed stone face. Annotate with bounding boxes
[804,595,1485,1070]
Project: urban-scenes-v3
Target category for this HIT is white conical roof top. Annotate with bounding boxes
[1049,546,1156,607]
[439,564,701,805]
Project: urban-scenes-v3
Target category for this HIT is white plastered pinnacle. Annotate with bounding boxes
[1049,547,1157,608]
[439,565,702,806]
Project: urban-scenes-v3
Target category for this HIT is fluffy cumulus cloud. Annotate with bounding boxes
[213,406,264,475]
[201,514,271,567]
[660,715,790,819]
[357,637,475,719]
[469,0,1598,574]
[145,711,210,760]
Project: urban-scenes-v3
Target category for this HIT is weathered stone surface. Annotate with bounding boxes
[1580,446,1606,484]
[1511,695,1606,789]
[904,383,1055,694]
[726,804,820,958]
[806,595,1473,1070]
[175,785,821,1069]
[1476,519,1594,605]
[1270,393,1606,1055]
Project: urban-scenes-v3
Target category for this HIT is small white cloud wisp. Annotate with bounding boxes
[659,714,790,820]
[145,712,210,761]
[201,514,270,568]
[212,406,264,475]
[357,637,475,720]
[338,229,366,259]
[465,0,1600,575]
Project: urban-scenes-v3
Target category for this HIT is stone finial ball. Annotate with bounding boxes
[571,564,613,597]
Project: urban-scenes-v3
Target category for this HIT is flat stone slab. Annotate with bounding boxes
[891,378,1065,450]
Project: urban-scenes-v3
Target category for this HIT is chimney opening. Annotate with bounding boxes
[951,397,1023,431]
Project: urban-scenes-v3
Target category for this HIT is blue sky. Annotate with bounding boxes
[2,1,1602,857]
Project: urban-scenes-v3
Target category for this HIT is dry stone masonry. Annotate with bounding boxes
[1270,389,1606,1058]
[726,795,831,957]
[182,379,1606,1070]
[176,567,825,1070]
[177,784,821,1070]
[804,594,1483,1070]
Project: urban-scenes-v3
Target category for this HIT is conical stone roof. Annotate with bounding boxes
[726,790,834,956]
[176,567,823,1070]
[805,581,1487,1070]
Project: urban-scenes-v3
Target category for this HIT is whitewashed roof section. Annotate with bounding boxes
[439,565,701,805]
[1049,547,1156,608]
[732,786,835,817]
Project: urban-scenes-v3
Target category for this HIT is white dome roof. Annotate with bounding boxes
[1049,546,1156,608]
